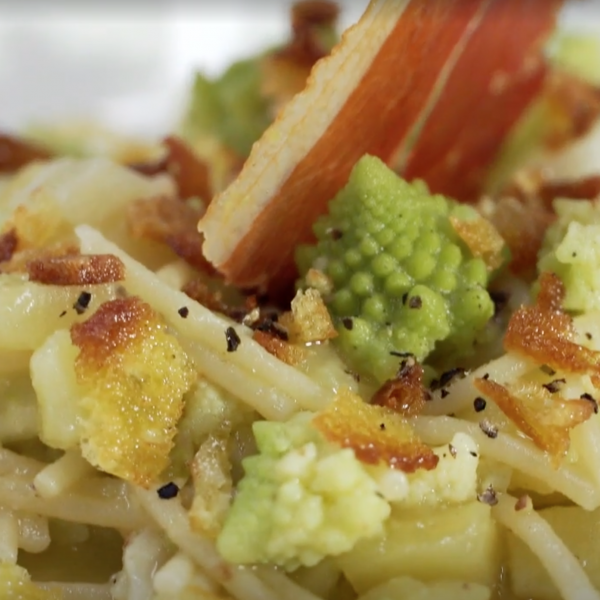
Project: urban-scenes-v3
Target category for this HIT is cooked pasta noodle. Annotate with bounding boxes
[493,494,600,600]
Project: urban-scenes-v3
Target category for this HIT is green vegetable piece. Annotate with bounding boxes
[217,412,390,571]
[296,155,495,382]
[538,198,600,312]
[180,58,271,157]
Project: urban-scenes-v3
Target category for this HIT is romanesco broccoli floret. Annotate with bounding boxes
[538,198,600,312]
[295,155,496,381]
[216,411,391,571]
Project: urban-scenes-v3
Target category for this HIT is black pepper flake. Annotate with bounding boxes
[225,326,241,352]
[342,317,354,331]
[477,485,498,506]
[256,318,288,340]
[379,423,386,431]
[73,291,92,315]
[431,367,467,391]
[440,389,450,399]
[448,443,457,458]
[540,364,556,376]
[542,378,566,394]
[473,397,487,412]
[586,332,593,341]
[479,419,498,438]
[157,482,179,499]
[59,310,67,318]
[178,306,189,318]
[482,373,490,380]
[329,228,343,240]
[469,451,478,457]
[408,295,422,309]
[581,393,599,413]
[401,292,408,305]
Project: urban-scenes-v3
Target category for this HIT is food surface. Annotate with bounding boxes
[1,1,600,600]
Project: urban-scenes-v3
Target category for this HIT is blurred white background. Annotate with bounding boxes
[0,0,596,136]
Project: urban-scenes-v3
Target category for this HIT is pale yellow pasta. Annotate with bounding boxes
[0,278,118,351]
[493,494,600,600]
[32,450,95,499]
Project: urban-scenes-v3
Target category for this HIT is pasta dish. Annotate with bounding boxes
[2,1,600,599]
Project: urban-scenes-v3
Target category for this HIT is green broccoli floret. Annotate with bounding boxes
[216,411,391,571]
[295,155,496,382]
[538,198,600,312]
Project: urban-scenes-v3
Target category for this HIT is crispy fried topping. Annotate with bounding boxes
[475,377,594,465]
[371,357,428,416]
[26,253,125,286]
[450,213,505,271]
[261,1,339,114]
[130,135,212,201]
[503,167,600,206]
[544,70,600,150]
[313,388,438,473]
[0,133,52,173]
[0,241,80,274]
[252,330,306,366]
[71,297,195,486]
[71,297,151,366]
[480,195,555,275]
[128,195,215,274]
[182,279,228,312]
[0,229,17,263]
[278,288,337,344]
[505,272,600,386]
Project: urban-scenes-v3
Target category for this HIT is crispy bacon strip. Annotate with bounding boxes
[1,241,80,275]
[200,0,562,294]
[278,288,337,344]
[0,133,52,173]
[252,330,307,366]
[371,357,428,417]
[450,213,505,271]
[313,388,438,473]
[505,272,600,387]
[475,377,594,466]
[544,70,600,150]
[130,136,212,201]
[26,254,125,286]
[0,229,17,263]
[128,196,215,274]
[480,194,555,275]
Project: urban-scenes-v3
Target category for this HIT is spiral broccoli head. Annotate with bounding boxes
[296,155,497,382]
